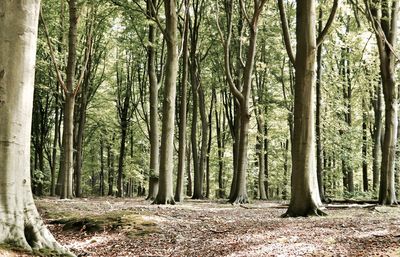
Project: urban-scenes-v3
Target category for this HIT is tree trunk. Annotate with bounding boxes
[372,82,382,192]
[147,0,160,200]
[205,91,214,199]
[369,0,399,205]
[362,98,368,192]
[215,100,225,198]
[153,0,178,204]
[0,1,65,252]
[108,137,115,196]
[175,1,189,202]
[60,0,78,199]
[284,0,324,217]
[100,138,105,196]
[186,142,192,196]
[316,7,325,201]
[117,123,127,197]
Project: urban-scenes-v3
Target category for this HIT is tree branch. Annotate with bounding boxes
[277,0,295,65]
[39,10,67,93]
[316,0,339,47]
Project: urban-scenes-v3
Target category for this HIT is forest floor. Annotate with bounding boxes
[20,198,400,256]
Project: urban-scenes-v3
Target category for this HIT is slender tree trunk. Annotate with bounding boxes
[108,137,115,196]
[117,123,127,197]
[186,142,192,196]
[147,0,160,200]
[153,0,178,204]
[175,2,189,202]
[0,1,65,252]
[215,101,225,198]
[205,91,214,198]
[372,82,383,192]
[362,98,368,192]
[100,138,105,196]
[316,7,325,201]
[61,0,78,199]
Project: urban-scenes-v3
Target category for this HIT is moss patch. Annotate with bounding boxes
[0,243,67,257]
[50,210,159,236]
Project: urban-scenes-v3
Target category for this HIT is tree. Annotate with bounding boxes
[366,0,399,205]
[175,0,190,202]
[279,0,338,217]
[217,0,267,204]
[153,0,178,204]
[0,0,65,253]
[147,0,161,200]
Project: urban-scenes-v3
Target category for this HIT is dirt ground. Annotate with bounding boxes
[33,197,400,257]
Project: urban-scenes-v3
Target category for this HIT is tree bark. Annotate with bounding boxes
[147,0,160,200]
[153,0,178,204]
[283,0,324,217]
[175,1,190,202]
[368,0,399,205]
[0,1,65,252]
[60,0,79,199]
[316,7,325,202]
[372,82,383,191]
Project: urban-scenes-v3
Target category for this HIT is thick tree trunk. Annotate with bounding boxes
[0,1,65,252]
[153,0,178,204]
[147,0,160,200]
[284,0,324,217]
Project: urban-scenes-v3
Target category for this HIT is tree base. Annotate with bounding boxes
[0,206,72,256]
[281,207,327,218]
[152,195,175,205]
[228,194,249,204]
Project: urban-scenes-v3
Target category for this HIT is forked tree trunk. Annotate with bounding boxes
[153,0,178,204]
[0,1,65,253]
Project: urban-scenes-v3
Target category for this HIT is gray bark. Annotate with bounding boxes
[153,0,178,204]
[0,1,66,253]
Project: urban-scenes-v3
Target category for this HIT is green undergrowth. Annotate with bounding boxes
[48,210,159,237]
